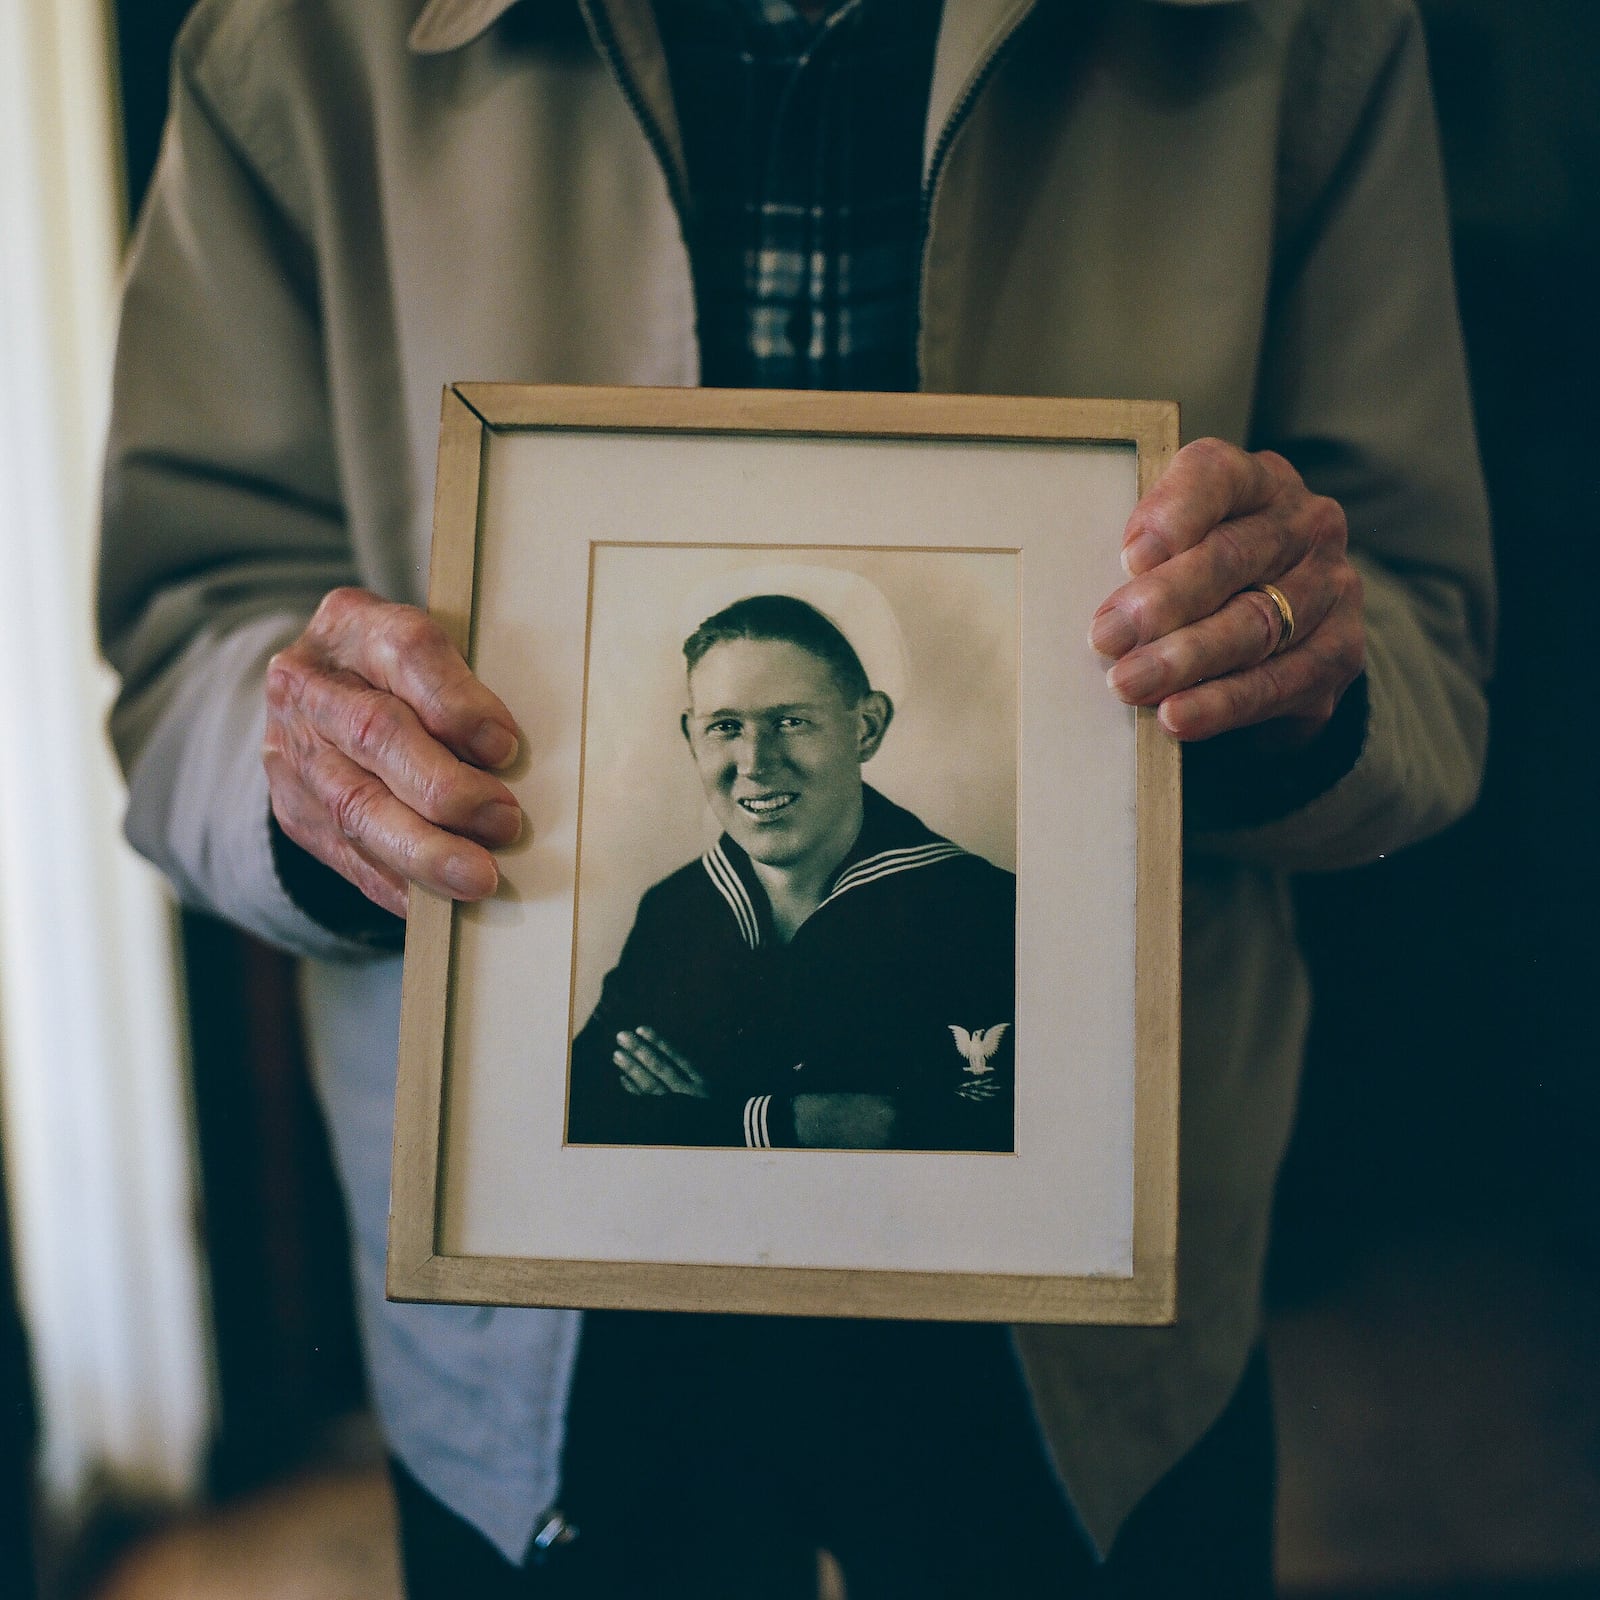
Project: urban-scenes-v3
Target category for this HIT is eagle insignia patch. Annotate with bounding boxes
[949,1023,1009,1074]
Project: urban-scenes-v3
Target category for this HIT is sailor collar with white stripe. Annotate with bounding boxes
[700,784,966,951]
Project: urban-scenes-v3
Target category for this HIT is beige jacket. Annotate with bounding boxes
[100,0,1492,1560]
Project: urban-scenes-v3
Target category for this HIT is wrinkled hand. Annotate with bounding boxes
[264,587,523,917]
[1090,439,1365,744]
[613,1027,711,1098]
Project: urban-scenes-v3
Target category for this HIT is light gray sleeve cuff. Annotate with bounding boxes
[122,610,386,963]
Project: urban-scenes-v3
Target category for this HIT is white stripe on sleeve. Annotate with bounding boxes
[742,1095,772,1148]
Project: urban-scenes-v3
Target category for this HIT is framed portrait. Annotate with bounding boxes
[388,385,1180,1324]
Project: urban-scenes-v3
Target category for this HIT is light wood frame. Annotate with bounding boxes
[389,384,1180,1324]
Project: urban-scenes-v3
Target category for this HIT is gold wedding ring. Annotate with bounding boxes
[1252,582,1295,653]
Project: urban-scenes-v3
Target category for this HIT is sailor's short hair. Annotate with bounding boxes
[677,563,908,707]
[683,595,871,704]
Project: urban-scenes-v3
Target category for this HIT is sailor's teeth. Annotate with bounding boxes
[741,794,794,813]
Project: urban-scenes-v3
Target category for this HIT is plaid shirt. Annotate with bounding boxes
[654,0,943,391]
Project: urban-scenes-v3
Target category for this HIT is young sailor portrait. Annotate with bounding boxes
[566,567,1017,1153]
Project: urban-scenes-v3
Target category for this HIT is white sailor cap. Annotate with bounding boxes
[678,562,910,709]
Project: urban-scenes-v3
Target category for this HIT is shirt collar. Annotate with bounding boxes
[408,0,1241,55]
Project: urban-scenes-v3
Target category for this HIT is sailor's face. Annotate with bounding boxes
[684,638,868,871]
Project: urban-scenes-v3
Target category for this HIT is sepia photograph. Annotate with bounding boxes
[566,546,1020,1154]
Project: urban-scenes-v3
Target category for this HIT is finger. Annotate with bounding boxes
[277,662,521,846]
[265,757,412,917]
[1120,439,1283,576]
[1106,577,1334,706]
[326,839,411,919]
[616,1031,710,1098]
[1092,502,1312,659]
[614,1035,683,1094]
[635,1026,707,1091]
[306,589,521,768]
[614,1048,667,1095]
[295,738,500,899]
[617,1032,710,1098]
[1154,609,1365,741]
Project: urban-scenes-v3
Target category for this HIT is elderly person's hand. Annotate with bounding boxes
[1090,439,1365,745]
[263,587,523,917]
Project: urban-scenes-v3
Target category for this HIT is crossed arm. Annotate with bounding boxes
[610,1026,898,1149]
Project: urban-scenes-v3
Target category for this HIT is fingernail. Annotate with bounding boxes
[470,721,518,768]
[1089,606,1137,657]
[444,852,495,897]
[472,800,522,844]
[1107,655,1162,702]
[1123,531,1167,575]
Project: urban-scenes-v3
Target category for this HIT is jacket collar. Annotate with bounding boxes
[410,0,517,54]
[408,0,1242,56]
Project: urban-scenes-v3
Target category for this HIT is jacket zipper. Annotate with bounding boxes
[578,0,700,354]
[915,5,1036,388]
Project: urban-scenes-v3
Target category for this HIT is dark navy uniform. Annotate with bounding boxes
[568,786,1016,1151]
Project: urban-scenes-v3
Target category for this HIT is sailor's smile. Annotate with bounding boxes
[737,790,798,819]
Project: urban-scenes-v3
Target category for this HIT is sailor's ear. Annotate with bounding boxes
[856,691,893,762]
[680,711,692,745]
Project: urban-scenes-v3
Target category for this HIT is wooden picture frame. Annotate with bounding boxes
[388,384,1180,1324]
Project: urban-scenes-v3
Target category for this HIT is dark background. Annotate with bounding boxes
[2,0,1585,1589]
[1270,0,1600,1299]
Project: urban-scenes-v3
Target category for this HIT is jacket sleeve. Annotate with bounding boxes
[1189,1,1495,871]
[567,887,763,1149]
[878,1026,1014,1153]
[98,34,372,960]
